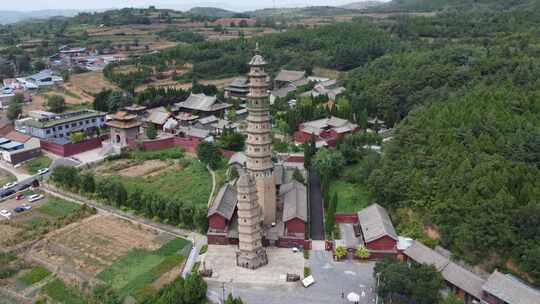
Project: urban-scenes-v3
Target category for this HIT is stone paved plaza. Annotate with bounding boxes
[206,250,377,304]
[202,245,305,285]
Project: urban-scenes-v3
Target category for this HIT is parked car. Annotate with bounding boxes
[1,190,15,198]
[14,206,26,213]
[0,209,11,218]
[37,168,49,175]
[28,194,44,203]
[16,194,24,200]
[3,182,18,189]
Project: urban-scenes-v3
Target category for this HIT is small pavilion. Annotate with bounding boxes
[107,111,141,149]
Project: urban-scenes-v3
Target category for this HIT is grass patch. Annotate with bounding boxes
[130,147,185,161]
[155,238,190,256]
[43,279,85,304]
[304,250,310,260]
[97,238,190,300]
[36,198,80,218]
[121,160,212,208]
[329,180,373,213]
[18,266,51,286]
[133,284,158,303]
[191,261,201,274]
[23,155,52,174]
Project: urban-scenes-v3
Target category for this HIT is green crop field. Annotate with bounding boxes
[36,198,81,218]
[43,279,86,304]
[121,160,212,207]
[18,266,51,286]
[97,238,190,299]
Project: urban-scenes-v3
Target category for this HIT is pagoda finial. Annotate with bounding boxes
[255,42,260,54]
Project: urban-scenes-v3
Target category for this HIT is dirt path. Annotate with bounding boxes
[207,165,217,208]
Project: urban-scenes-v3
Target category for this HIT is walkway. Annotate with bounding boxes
[207,165,217,208]
[308,169,324,240]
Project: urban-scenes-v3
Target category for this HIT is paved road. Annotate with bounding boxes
[308,169,324,240]
[207,251,377,304]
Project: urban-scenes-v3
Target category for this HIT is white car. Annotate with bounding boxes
[3,182,18,189]
[0,209,11,219]
[292,247,299,253]
[37,168,49,175]
[22,204,32,210]
[28,194,44,203]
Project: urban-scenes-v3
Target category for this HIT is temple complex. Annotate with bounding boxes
[207,46,308,270]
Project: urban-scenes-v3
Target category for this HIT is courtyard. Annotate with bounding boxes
[202,245,305,286]
[206,250,377,304]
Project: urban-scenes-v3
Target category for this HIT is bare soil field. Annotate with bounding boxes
[91,159,179,177]
[30,215,165,276]
[0,223,23,246]
[67,71,119,97]
[136,76,237,92]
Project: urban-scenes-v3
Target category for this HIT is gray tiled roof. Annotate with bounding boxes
[483,271,540,304]
[403,241,449,271]
[208,182,237,220]
[442,262,485,300]
[280,181,307,222]
[357,203,398,243]
[275,70,306,83]
[176,93,231,112]
[145,107,170,125]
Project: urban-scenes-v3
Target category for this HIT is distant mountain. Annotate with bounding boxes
[0,10,83,24]
[340,1,384,10]
[188,7,236,18]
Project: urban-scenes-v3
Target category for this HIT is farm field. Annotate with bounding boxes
[66,71,119,98]
[28,214,171,277]
[89,150,212,208]
[0,196,95,248]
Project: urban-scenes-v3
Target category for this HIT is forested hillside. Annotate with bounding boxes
[378,0,540,12]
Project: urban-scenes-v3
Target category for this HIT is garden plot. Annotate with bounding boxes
[91,159,183,177]
[29,215,170,277]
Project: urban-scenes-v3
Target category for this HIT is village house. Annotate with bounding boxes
[0,131,41,165]
[144,106,171,131]
[304,79,346,101]
[173,93,231,118]
[294,116,359,147]
[16,69,63,90]
[357,204,398,258]
[17,110,106,141]
[270,70,309,104]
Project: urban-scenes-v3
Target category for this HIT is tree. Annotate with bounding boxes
[6,98,22,121]
[69,132,85,143]
[197,141,222,170]
[146,123,157,139]
[80,173,96,194]
[303,137,316,170]
[292,168,305,184]
[89,284,121,304]
[45,94,66,113]
[375,259,443,304]
[50,166,80,191]
[218,128,245,151]
[313,148,345,181]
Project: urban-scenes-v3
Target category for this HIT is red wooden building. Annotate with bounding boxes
[294,116,358,148]
[207,182,238,245]
[357,204,398,258]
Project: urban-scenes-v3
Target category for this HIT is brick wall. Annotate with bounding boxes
[335,213,359,223]
[40,137,102,157]
[366,235,397,251]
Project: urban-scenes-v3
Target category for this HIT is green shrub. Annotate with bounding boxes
[43,279,85,304]
[304,266,311,278]
[18,266,51,285]
[199,244,208,255]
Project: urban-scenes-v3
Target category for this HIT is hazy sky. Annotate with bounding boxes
[3,0,383,12]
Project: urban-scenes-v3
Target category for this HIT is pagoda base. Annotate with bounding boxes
[236,248,268,270]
